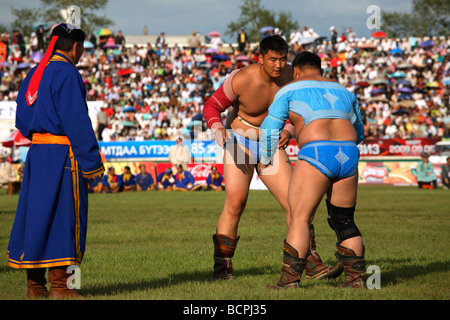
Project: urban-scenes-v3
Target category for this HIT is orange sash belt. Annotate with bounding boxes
[32,133,71,145]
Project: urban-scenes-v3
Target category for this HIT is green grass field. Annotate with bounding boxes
[0,185,449,301]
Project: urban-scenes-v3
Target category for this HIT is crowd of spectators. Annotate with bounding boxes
[88,162,223,193]
[1,25,449,144]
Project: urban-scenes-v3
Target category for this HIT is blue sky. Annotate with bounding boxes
[0,0,410,41]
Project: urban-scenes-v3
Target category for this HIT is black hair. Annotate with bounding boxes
[259,35,288,56]
[54,37,77,51]
[292,51,321,71]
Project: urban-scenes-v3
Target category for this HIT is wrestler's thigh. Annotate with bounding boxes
[259,149,293,207]
[288,160,330,219]
[327,172,358,207]
[223,145,254,201]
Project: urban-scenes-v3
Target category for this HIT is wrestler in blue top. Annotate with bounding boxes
[258,51,366,289]
[260,76,364,168]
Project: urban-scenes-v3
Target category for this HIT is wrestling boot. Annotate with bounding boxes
[335,244,366,288]
[212,234,239,280]
[305,224,344,280]
[26,268,49,298]
[48,266,82,298]
[269,240,308,289]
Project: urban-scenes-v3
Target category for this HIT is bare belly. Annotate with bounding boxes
[226,108,263,140]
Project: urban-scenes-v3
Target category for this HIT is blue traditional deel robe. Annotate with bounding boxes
[88,175,103,193]
[120,173,136,190]
[157,172,176,189]
[136,173,154,190]
[174,170,202,191]
[102,173,121,191]
[206,172,223,187]
[7,51,104,269]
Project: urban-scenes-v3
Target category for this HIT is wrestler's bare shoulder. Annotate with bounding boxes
[232,64,260,85]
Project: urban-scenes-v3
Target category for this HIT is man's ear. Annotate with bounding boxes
[258,54,263,65]
[320,68,324,76]
[293,66,302,79]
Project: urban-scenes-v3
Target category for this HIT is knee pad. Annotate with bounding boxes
[326,200,362,243]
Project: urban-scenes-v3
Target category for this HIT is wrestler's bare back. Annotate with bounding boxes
[288,74,358,147]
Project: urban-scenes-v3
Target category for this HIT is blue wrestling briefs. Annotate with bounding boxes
[226,130,261,163]
[298,140,359,180]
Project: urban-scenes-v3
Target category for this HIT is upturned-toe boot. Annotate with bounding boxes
[213,234,240,280]
[270,240,308,289]
[335,244,366,288]
[305,224,344,280]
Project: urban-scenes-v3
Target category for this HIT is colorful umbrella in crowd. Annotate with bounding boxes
[419,40,435,48]
[0,61,13,67]
[30,51,44,63]
[212,54,230,61]
[397,87,413,94]
[371,31,387,38]
[390,71,406,78]
[83,41,94,49]
[235,55,250,62]
[123,106,136,113]
[397,79,412,86]
[356,81,370,87]
[358,43,377,50]
[2,130,31,148]
[426,81,442,88]
[258,26,274,33]
[117,68,133,76]
[370,88,385,95]
[208,31,221,37]
[96,28,112,37]
[390,48,403,55]
[398,100,416,108]
[16,62,31,69]
[104,37,119,48]
[372,79,388,85]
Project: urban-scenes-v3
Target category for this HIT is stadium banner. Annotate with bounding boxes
[357,138,440,157]
[99,140,217,161]
[99,137,441,162]
[358,160,443,186]
[284,137,441,158]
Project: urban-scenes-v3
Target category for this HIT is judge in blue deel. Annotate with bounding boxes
[7,22,104,298]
